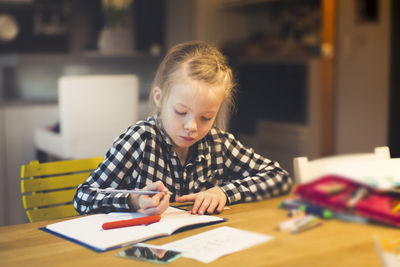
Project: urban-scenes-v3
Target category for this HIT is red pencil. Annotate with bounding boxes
[102,215,161,230]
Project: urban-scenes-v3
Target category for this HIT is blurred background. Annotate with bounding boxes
[0,0,398,225]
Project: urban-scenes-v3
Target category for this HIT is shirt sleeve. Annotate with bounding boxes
[73,125,147,214]
[218,132,293,204]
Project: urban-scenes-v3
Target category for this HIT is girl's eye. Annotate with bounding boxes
[175,110,186,116]
[201,116,212,121]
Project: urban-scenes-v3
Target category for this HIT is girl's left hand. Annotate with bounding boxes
[175,186,227,215]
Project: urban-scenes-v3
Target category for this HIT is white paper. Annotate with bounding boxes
[162,226,274,263]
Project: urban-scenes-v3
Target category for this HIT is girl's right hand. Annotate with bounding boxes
[128,181,170,215]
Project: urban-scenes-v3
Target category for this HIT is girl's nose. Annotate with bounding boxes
[184,117,197,132]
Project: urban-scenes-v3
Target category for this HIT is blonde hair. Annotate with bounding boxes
[149,40,235,129]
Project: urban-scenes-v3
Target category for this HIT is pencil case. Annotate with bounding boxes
[294,175,400,227]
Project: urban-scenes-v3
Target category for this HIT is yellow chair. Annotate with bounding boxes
[20,156,103,222]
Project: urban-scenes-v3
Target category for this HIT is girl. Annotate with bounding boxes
[73,41,293,216]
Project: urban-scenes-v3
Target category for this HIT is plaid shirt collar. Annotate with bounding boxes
[154,115,210,164]
[154,114,174,149]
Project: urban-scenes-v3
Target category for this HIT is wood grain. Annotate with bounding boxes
[0,196,394,267]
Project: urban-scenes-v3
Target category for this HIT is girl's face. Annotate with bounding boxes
[154,80,225,153]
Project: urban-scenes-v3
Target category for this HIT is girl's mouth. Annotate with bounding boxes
[181,136,194,142]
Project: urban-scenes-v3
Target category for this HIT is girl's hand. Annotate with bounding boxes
[175,186,227,215]
[128,181,170,215]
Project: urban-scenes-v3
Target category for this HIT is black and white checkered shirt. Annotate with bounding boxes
[73,116,293,214]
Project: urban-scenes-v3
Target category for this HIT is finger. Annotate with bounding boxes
[198,195,212,215]
[175,194,197,202]
[146,192,169,210]
[158,193,170,213]
[142,194,170,215]
[216,197,227,213]
[191,193,205,214]
[207,197,220,214]
[140,193,161,209]
[142,207,160,215]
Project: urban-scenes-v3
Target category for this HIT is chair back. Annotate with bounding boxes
[20,156,103,222]
[59,74,139,158]
[293,146,391,184]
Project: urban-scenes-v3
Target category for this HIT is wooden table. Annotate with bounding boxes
[1,196,398,267]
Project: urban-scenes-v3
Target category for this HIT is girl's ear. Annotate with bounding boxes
[152,87,162,107]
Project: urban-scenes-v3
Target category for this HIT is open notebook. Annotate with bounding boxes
[41,207,225,252]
